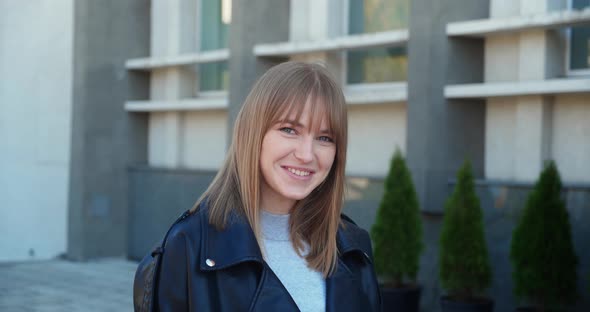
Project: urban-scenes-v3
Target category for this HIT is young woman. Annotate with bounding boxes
[144,61,380,311]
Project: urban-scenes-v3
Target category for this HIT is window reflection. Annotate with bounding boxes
[570,0,590,71]
[199,0,230,91]
[347,0,409,84]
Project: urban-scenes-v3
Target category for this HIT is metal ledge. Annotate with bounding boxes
[254,29,408,57]
[344,82,407,105]
[125,95,228,112]
[447,8,590,37]
[445,78,590,99]
[125,49,229,71]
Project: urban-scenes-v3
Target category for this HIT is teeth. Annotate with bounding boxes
[288,167,310,176]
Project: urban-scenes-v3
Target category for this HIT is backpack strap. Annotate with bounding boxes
[134,209,193,312]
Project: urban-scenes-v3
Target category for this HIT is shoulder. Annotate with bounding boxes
[165,207,207,247]
[339,214,373,256]
[340,213,369,239]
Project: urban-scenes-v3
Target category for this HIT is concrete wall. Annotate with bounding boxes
[407,0,488,213]
[67,0,150,260]
[127,166,216,260]
[0,0,73,261]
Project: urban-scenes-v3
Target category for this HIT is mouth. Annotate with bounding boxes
[282,166,315,179]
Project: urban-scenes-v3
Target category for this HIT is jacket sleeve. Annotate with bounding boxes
[157,230,190,311]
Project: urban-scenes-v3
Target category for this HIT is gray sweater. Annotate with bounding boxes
[261,210,326,312]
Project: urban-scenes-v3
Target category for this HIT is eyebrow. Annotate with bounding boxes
[280,119,332,134]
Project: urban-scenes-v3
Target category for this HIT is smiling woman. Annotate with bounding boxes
[259,100,337,214]
[134,61,381,312]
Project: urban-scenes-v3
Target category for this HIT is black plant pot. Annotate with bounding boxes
[440,296,494,312]
[381,285,421,312]
[515,307,563,312]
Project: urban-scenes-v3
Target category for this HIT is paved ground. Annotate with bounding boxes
[0,258,138,312]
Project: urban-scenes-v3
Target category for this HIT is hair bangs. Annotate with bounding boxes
[268,71,344,147]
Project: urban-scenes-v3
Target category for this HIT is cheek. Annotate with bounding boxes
[259,133,275,164]
[319,147,337,170]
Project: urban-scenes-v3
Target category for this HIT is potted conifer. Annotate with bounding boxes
[510,161,578,311]
[439,160,493,312]
[371,150,423,312]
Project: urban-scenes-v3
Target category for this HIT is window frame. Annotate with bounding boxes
[341,0,409,87]
[195,0,230,93]
[565,0,590,76]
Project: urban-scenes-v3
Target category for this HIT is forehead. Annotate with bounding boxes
[276,96,331,130]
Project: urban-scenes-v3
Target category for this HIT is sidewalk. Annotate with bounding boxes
[0,258,138,312]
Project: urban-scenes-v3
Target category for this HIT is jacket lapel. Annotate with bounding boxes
[326,222,373,312]
[198,208,264,272]
[196,206,299,311]
[195,204,372,312]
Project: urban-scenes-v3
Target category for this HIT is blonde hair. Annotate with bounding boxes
[192,61,348,277]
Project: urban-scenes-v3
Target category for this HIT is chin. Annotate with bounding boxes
[281,189,312,201]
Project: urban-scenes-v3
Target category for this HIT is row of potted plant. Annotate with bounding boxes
[371,151,581,312]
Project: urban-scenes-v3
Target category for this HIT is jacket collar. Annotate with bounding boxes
[197,204,371,272]
[198,207,264,271]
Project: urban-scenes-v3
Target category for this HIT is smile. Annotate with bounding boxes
[282,166,313,177]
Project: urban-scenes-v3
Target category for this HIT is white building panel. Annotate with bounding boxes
[552,95,590,183]
[182,111,228,170]
[485,35,520,82]
[485,99,516,180]
[346,104,406,177]
[490,0,520,18]
[514,96,552,181]
[0,0,73,261]
[148,112,182,167]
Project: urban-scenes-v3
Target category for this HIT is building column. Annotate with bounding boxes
[406,0,489,212]
[67,0,150,260]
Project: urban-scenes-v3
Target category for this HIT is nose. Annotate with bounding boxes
[294,136,314,163]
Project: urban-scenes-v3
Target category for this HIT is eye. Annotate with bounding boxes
[318,136,334,143]
[279,127,296,135]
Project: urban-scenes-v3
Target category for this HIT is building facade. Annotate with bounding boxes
[1,0,589,310]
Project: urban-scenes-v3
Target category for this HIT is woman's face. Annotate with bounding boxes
[259,100,336,211]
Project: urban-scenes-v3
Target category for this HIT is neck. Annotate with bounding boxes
[260,185,296,215]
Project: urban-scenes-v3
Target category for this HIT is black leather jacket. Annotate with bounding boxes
[153,205,381,311]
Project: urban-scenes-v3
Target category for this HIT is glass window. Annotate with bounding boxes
[569,0,590,71]
[199,0,231,91]
[347,0,409,84]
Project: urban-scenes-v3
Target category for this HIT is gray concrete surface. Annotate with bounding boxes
[406,0,488,213]
[68,0,150,260]
[127,166,217,260]
[0,258,137,312]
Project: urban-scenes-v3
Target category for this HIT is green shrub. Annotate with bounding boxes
[371,150,423,288]
[510,161,578,309]
[439,160,491,300]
